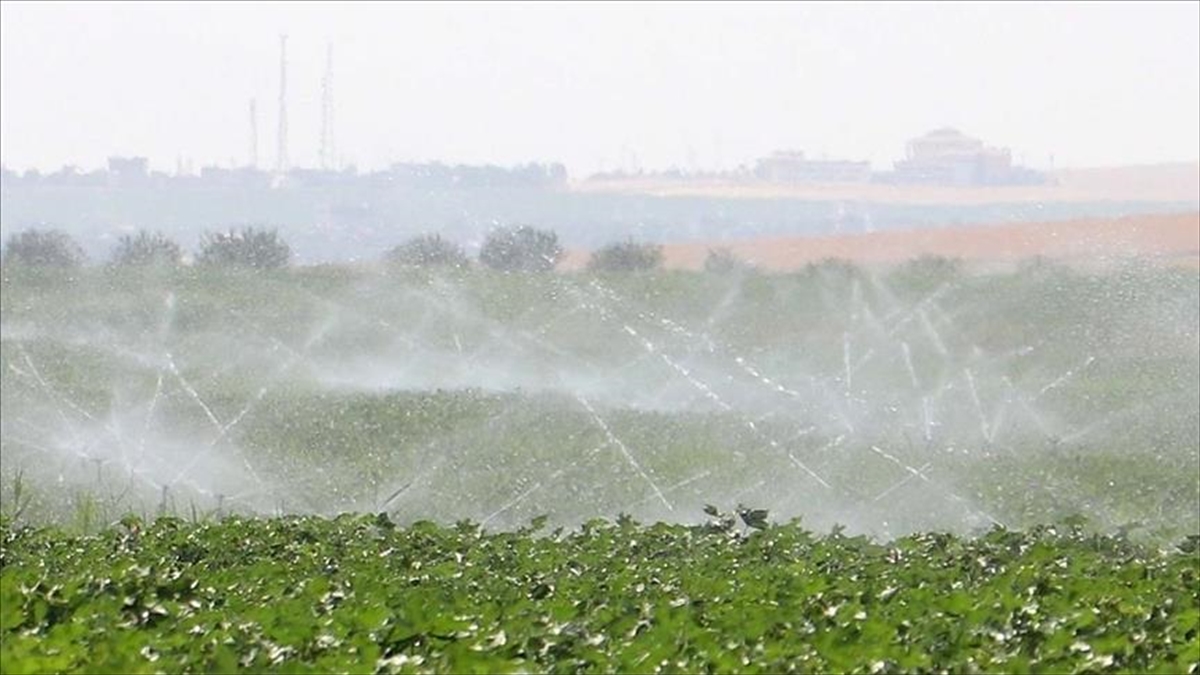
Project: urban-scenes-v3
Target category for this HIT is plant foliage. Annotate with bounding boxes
[587,240,663,273]
[478,226,562,272]
[386,234,469,269]
[703,247,756,275]
[109,231,183,267]
[1,516,1196,674]
[888,254,965,290]
[196,227,291,270]
[2,229,86,268]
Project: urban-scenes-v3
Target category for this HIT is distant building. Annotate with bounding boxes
[49,165,106,187]
[1,159,564,191]
[107,156,149,186]
[382,162,567,189]
[198,166,273,189]
[755,151,872,184]
[285,168,358,188]
[884,128,1045,186]
[0,165,20,186]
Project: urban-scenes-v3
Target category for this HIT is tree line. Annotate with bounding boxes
[1,226,753,274]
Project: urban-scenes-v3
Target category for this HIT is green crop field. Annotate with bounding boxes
[1,257,1198,672]
[2,515,1198,674]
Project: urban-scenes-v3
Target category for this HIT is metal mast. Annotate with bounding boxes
[276,34,289,175]
[249,98,258,169]
[320,41,335,171]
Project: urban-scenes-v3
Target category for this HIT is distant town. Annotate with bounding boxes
[0,158,570,191]
[592,128,1048,188]
[1,128,1047,192]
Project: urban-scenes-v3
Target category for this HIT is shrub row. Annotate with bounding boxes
[1,228,292,271]
[3,226,978,278]
[1,226,692,273]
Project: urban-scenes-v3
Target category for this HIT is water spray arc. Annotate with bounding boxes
[3,252,1195,539]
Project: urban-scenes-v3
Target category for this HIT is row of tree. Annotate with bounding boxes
[1,226,747,273]
[1,228,292,270]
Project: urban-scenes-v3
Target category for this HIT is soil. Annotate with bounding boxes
[560,211,1200,272]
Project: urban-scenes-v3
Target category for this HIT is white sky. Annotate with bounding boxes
[2,1,1197,175]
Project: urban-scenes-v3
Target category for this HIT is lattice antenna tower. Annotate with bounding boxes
[249,98,258,169]
[320,41,335,171]
[276,34,289,175]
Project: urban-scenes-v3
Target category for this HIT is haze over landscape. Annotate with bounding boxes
[2,1,1198,175]
[3,3,1200,671]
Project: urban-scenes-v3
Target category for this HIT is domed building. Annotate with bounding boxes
[887,128,1044,186]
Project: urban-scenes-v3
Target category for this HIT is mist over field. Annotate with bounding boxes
[4,186,1198,265]
[2,4,1199,672]
[3,260,1197,542]
[1,0,1198,536]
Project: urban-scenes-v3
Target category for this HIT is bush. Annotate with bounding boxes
[888,255,964,291]
[109,231,183,267]
[386,234,469,269]
[895,255,963,278]
[703,248,756,275]
[2,229,86,267]
[197,227,291,269]
[1016,255,1072,279]
[803,257,862,281]
[587,240,663,273]
[479,226,562,272]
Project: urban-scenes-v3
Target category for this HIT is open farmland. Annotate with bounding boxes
[1,259,1197,538]
[4,0,1200,670]
[560,211,1200,272]
[1,254,1198,673]
[2,515,1197,674]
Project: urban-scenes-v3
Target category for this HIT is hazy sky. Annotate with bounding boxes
[2,1,1197,176]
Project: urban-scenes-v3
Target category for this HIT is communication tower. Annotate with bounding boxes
[320,42,335,171]
[276,34,289,175]
[249,98,258,169]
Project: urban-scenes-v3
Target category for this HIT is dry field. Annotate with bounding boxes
[561,211,1200,272]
